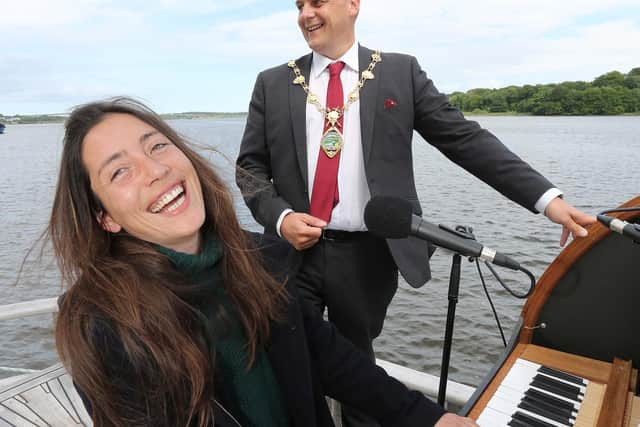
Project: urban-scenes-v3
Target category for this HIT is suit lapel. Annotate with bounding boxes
[358,44,380,165]
[289,53,312,190]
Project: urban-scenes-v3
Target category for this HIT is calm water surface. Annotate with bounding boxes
[1,116,639,389]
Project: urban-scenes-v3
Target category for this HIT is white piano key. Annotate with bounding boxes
[504,382,582,412]
[477,406,513,427]
[492,386,579,419]
[501,371,583,408]
[513,359,587,393]
[475,358,599,426]
[497,381,581,411]
[516,359,588,386]
[485,393,568,427]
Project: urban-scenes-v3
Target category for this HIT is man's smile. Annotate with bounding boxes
[306,23,324,32]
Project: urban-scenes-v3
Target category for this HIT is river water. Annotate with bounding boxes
[1,116,638,389]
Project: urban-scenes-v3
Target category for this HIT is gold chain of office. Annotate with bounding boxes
[287,50,382,158]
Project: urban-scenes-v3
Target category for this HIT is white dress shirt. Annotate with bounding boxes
[277,42,561,236]
[304,43,370,231]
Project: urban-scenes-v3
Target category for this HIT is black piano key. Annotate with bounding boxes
[532,374,583,400]
[530,377,582,402]
[522,394,576,421]
[509,418,536,427]
[512,410,557,427]
[525,388,577,413]
[534,373,582,395]
[538,366,587,386]
[519,398,573,426]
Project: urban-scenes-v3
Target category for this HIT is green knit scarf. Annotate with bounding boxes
[157,233,289,427]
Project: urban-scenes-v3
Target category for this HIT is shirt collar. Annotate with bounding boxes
[311,42,359,78]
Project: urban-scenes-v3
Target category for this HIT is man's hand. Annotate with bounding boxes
[281,212,326,250]
[434,413,479,426]
[544,197,596,246]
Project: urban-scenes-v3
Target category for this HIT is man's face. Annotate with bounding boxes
[295,0,359,59]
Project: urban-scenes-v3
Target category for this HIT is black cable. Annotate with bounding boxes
[474,258,507,347]
[598,206,640,215]
[517,266,537,297]
[483,262,535,299]
[597,206,640,244]
[453,224,535,347]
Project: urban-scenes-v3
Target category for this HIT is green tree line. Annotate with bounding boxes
[449,67,640,115]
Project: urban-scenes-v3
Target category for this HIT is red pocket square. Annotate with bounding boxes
[384,98,397,109]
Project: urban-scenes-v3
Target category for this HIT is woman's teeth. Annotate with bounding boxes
[150,184,185,213]
[164,194,186,213]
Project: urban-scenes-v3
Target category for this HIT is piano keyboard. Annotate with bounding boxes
[461,204,640,427]
[466,344,638,426]
[477,358,603,427]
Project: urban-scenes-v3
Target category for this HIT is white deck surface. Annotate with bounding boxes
[0,297,474,426]
[0,364,91,426]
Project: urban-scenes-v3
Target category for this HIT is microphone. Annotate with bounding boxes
[597,214,640,242]
[364,196,522,270]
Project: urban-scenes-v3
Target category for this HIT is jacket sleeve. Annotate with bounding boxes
[236,72,293,234]
[302,307,447,426]
[72,319,161,426]
[409,55,554,212]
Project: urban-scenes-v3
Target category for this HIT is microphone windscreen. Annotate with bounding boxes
[364,196,413,238]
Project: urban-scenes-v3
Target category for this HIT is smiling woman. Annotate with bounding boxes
[81,112,206,254]
[49,97,289,426]
[47,97,456,426]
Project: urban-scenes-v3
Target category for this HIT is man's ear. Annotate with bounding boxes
[97,211,122,233]
[349,0,360,16]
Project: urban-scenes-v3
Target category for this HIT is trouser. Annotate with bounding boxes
[296,231,398,427]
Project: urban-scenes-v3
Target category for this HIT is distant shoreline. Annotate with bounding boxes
[3,110,640,125]
[0,112,248,125]
[4,67,638,124]
[462,110,640,116]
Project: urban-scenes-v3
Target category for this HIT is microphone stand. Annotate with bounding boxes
[437,252,461,407]
[436,225,474,407]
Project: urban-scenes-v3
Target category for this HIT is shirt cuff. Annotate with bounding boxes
[276,209,294,237]
[535,188,563,215]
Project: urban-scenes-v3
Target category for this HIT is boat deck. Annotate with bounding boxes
[0,363,90,426]
[0,297,474,426]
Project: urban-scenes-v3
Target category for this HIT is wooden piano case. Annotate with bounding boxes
[463,196,640,426]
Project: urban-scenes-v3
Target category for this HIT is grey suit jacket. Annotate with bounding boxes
[237,45,553,287]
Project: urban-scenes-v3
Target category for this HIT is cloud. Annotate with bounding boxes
[0,0,261,29]
[1,1,639,113]
[152,0,261,14]
[158,10,303,61]
[0,0,146,31]
[0,0,99,28]
[356,0,640,91]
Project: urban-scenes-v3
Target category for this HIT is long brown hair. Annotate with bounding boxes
[49,97,286,426]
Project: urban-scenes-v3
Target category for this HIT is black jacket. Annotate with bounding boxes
[237,45,554,287]
[211,279,445,426]
[73,233,446,426]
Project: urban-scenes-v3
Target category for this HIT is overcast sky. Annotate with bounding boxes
[2,0,639,115]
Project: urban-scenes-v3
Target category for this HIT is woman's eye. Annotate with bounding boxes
[110,168,127,182]
[150,142,168,153]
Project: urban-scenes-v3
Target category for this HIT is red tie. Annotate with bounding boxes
[309,61,345,222]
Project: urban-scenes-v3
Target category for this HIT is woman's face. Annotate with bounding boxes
[82,113,206,254]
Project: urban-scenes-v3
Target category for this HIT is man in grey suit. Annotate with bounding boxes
[237,1,595,425]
